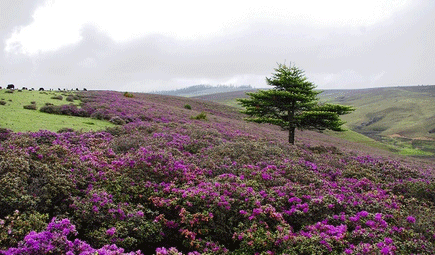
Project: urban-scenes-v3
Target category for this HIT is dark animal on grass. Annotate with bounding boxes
[7,84,14,89]
[83,88,87,91]
[39,88,44,91]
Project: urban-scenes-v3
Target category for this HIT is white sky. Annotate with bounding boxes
[1,0,434,92]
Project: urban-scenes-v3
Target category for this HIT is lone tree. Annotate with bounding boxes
[238,63,355,144]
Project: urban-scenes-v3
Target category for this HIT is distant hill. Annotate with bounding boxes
[192,89,260,107]
[195,85,435,155]
[152,84,254,97]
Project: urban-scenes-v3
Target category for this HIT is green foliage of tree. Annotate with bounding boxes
[238,63,355,144]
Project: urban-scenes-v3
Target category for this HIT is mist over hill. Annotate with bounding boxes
[152,84,254,97]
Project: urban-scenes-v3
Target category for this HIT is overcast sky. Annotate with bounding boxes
[1,0,434,92]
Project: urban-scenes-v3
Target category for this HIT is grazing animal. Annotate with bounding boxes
[22,87,27,90]
[83,88,87,91]
[39,88,44,91]
[76,88,79,91]
[0,87,2,89]
[7,84,14,90]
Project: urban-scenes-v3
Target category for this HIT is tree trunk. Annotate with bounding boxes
[288,102,295,144]
[289,127,295,144]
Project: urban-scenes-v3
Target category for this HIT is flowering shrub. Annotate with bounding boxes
[124,92,134,98]
[51,95,63,100]
[23,104,37,110]
[1,91,435,254]
[0,217,144,255]
[190,112,207,120]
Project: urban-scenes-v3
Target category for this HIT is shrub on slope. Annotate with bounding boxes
[0,91,434,254]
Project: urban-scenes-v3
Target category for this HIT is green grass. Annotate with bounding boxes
[220,99,243,108]
[398,147,433,156]
[0,90,114,132]
[325,129,433,156]
[323,128,395,151]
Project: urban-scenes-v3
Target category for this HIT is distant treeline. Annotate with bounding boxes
[153,84,253,96]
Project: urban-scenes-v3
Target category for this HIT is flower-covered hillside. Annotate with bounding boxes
[1,91,434,254]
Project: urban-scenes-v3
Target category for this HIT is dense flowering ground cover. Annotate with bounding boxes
[1,91,435,254]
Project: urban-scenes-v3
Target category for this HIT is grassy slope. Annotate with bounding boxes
[0,89,114,132]
[318,86,435,139]
[319,86,435,156]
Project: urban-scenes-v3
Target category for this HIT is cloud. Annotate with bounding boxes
[1,0,434,92]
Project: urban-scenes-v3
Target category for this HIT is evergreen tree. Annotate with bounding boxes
[238,63,355,144]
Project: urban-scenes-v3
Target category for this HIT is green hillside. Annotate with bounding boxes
[0,89,114,132]
[318,86,435,155]
[319,86,435,138]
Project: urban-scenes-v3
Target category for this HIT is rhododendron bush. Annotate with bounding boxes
[1,91,434,254]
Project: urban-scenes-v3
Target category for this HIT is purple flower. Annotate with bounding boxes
[344,248,353,254]
[156,247,168,255]
[384,237,393,245]
[381,247,390,254]
[365,220,376,228]
[106,227,116,236]
[261,173,272,180]
[406,216,416,223]
[358,211,369,218]
[374,213,383,221]
[349,215,360,222]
